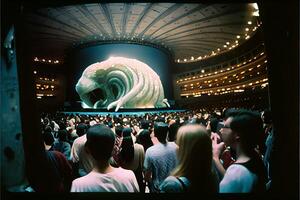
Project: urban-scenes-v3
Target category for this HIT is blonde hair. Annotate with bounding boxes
[172,124,214,192]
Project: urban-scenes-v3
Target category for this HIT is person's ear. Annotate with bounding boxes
[234,132,240,142]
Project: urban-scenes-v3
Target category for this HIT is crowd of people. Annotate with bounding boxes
[28,107,274,194]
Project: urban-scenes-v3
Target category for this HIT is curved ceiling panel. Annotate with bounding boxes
[23,3,261,63]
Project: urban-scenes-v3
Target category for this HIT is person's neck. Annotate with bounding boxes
[234,144,251,163]
[93,161,114,174]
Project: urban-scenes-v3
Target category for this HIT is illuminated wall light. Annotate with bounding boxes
[245,35,250,40]
[236,35,240,39]
[253,11,260,16]
[190,84,193,86]
[33,71,37,74]
[34,57,39,61]
[222,88,225,91]
[217,48,220,51]
[177,59,180,62]
[248,68,253,71]
[229,47,232,50]
[245,28,249,32]
[257,72,260,75]
[254,57,257,59]
[223,45,227,48]
[257,64,261,68]
[220,70,223,72]
[184,59,187,62]
[227,68,230,71]
[231,66,234,69]
[191,56,194,60]
[42,59,46,62]
[249,83,253,86]
[248,21,252,25]
[264,60,267,63]
[198,56,202,60]
[226,42,230,45]
[214,71,218,74]
[201,69,205,73]
[243,62,246,65]
[256,81,260,84]
[260,52,264,55]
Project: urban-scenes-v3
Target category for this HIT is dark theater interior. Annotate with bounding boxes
[1,1,298,200]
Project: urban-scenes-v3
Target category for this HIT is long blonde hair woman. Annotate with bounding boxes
[160,124,217,193]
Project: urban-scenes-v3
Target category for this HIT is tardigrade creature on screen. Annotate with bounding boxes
[76,57,170,111]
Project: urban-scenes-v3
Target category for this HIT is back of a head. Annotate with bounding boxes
[122,127,132,137]
[230,110,263,150]
[154,122,169,144]
[57,129,67,141]
[120,135,134,163]
[140,120,150,129]
[76,123,87,137]
[136,129,152,151]
[85,124,115,161]
[175,124,213,192]
[115,125,123,137]
[168,122,179,142]
[176,124,212,172]
[43,131,54,146]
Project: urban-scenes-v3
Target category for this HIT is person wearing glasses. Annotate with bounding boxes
[212,109,267,193]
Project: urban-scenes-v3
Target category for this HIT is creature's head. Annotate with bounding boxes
[75,57,169,111]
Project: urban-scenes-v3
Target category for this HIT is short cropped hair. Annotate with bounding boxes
[85,124,115,161]
[230,110,263,150]
[154,122,169,144]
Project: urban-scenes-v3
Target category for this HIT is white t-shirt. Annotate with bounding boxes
[71,167,139,192]
[219,164,258,193]
[144,142,178,191]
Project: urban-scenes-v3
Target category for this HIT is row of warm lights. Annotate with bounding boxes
[36,94,55,99]
[36,84,55,90]
[176,20,263,63]
[184,78,268,92]
[181,79,268,97]
[34,57,60,64]
[38,77,55,82]
[181,66,267,91]
[177,55,266,83]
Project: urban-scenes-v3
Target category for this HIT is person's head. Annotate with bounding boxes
[220,109,263,152]
[173,124,213,191]
[122,127,132,137]
[115,125,123,137]
[76,123,87,137]
[136,129,152,151]
[85,124,115,162]
[154,122,169,144]
[140,120,150,129]
[120,135,134,163]
[57,129,67,141]
[43,131,54,146]
[168,122,179,142]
